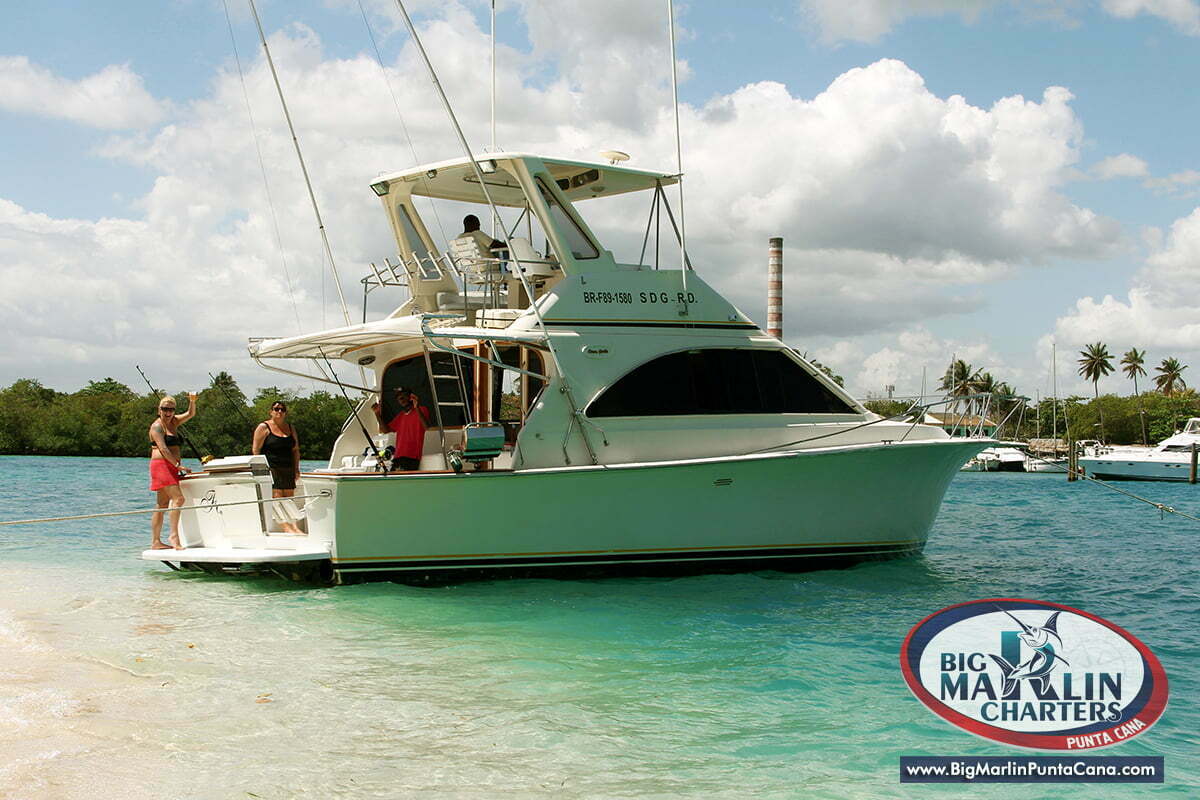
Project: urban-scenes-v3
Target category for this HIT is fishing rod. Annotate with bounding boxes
[207,372,257,429]
[135,365,214,464]
[317,349,387,472]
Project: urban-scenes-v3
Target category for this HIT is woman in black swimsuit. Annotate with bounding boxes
[252,400,303,534]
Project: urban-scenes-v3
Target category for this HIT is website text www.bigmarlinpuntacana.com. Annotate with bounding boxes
[899,756,1164,783]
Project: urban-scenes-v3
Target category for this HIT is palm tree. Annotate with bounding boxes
[1121,348,1148,445]
[974,372,998,425]
[1077,342,1114,441]
[939,359,981,435]
[939,359,979,399]
[1154,358,1188,396]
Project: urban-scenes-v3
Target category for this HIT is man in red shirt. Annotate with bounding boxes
[371,386,431,471]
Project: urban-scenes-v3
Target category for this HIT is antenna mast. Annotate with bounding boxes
[491,0,496,152]
[1051,341,1058,442]
[667,0,690,308]
[248,0,353,328]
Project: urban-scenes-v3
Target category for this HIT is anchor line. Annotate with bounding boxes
[1023,450,1200,524]
[0,491,332,527]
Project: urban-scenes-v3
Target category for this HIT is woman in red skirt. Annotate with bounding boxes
[148,393,198,549]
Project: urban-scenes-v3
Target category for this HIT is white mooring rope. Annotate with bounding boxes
[0,491,332,527]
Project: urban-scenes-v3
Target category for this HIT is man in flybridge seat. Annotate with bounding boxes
[454,214,506,263]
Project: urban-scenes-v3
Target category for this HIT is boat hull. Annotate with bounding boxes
[305,438,984,583]
[1079,455,1196,482]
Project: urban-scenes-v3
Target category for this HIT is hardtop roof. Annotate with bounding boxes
[371,152,678,207]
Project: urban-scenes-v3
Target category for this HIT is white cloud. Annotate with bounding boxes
[1101,0,1200,34]
[1091,153,1149,179]
[1143,168,1200,194]
[0,57,169,129]
[661,62,1119,337]
[0,9,1122,391]
[846,327,1001,396]
[514,0,684,131]
[798,0,1200,43]
[796,0,999,44]
[1051,206,1200,392]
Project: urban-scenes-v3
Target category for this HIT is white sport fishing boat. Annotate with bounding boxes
[1079,418,1200,481]
[960,446,1026,472]
[141,151,988,582]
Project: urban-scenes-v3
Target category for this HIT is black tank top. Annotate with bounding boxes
[262,425,296,469]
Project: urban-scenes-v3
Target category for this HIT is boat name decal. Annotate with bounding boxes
[581,290,697,305]
[900,598,1168,750]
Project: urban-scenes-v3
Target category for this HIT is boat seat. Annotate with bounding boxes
[449,235,503,281]
[461,422,505,462]
[507,237,558,277]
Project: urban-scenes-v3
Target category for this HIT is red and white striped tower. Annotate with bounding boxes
[767,237,783,339]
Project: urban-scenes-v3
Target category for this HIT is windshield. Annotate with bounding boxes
[535,177,598,259]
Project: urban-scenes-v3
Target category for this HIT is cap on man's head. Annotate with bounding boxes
[463,214,481,232]
[393,386,411,395]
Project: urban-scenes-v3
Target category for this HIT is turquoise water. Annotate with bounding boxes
[0,455,1196,798]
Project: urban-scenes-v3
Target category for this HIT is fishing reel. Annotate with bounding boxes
[362,444,395,472]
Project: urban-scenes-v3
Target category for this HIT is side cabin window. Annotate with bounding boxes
[382,352,473,427]
[586,349,856,418]
[535,177,598,260]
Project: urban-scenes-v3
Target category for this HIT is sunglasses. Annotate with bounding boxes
[271,406,287,412]
[160,407,176,412]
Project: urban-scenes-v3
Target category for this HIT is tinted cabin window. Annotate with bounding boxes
[587,349,855,417]
[382,353,473,427]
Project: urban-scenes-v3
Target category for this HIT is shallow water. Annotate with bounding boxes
[0,455,1196,798]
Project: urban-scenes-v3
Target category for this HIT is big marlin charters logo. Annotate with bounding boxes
[901,599,1168,750]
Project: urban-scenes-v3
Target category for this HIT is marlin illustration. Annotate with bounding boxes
[988,607,1070,696]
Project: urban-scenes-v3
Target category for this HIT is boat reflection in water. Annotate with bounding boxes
[143,153,988,583]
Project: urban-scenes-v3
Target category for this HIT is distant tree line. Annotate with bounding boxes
[0,372,352,460]
[863,345,1198,446]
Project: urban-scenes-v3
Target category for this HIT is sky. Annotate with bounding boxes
[3,0,1200,402]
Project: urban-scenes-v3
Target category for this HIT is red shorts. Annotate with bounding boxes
[149,459,181,491]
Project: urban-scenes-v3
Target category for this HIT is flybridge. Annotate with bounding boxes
[365,151,696,316]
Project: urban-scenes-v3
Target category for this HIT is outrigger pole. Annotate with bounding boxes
[207,372,257,429]
[247,0,353,329]
[318,349,387,471]
[135,365,213,463]
[390,0,600,466]
[666,0,691,312]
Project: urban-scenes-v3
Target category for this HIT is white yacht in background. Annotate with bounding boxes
[1079,419,1200,481]
[961,446,1026,472]
[142,151,988,582]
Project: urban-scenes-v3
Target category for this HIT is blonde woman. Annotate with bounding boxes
[148,393,198,549]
